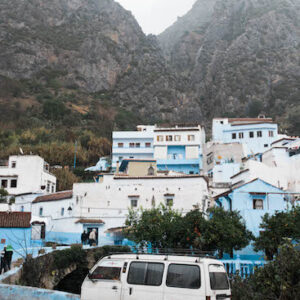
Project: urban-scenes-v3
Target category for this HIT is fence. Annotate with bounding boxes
[221,257,266,278]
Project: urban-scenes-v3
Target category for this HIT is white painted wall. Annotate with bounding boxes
[0,156,56,195]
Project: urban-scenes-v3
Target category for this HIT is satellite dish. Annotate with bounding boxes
[19,148,24,155]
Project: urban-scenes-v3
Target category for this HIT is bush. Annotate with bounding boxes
[231,242,300,300]
[53,245,86,270]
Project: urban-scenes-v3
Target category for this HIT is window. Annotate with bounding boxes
[118,156,123,162]
[269,131,274,137]
[188,135,195,141]
[157,135,163,142]
[209,265,230,290]
[129,143,135,148]
[249,132,254,138]
[166,135,173,142]
[232,133,236,140]
[166,198,173,206]
[127,262,164,286]
[220,121,224,124]
[10,179,17,188]
[257,131,262,137]
[239,132,244,139]
[1,180,7,188]
[46,182,50,192]
[61,207,64,216]
[39,207,43,216]
[135,143,140,148]
[166,264,200,289]
[175,135,181,142]
[253,199,263,210]
[131,199,138,208]
[264,144,269,148]
[89,266,121,281]
[145,143,151,148]
[118,143,124,148]
[51,185,55,193]
[11,161,16,168]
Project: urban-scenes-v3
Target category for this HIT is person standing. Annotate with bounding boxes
[5,245,13,270]
[89,229,96,246]
[81,230,88,245]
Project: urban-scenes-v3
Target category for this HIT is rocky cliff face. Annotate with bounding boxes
[159,0,300,134]
[0,0,299,133]
[0,0,200,122]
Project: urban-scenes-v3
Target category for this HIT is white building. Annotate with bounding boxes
[112,125,155,169]
[0,155,56,195]
[153,125,206,174]
[32,173,209,245]
[212,117,279,155]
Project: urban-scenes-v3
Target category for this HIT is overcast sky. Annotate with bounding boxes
[115,0,197,35]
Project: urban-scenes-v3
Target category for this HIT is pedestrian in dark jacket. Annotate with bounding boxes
[5,245,13,270]
[81,230,88,245]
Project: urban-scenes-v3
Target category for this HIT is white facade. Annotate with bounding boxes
[35,174,209,245]
[112,126,155,169]
[212,118,278,155]
[0,155,56,195]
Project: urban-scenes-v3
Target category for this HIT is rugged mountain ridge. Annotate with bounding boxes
[159,0,300,134]
[0,0,200,123]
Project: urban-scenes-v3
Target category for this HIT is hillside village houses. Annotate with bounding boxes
[0,116,299,260]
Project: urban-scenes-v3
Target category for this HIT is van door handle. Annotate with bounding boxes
[129,287,133,295]
[112,286,118,290]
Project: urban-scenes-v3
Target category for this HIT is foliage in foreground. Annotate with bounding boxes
[254,207,300,260]
[231,242,300,300]
[125,206,253,258]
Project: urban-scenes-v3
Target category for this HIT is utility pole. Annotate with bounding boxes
[74,140,77,169]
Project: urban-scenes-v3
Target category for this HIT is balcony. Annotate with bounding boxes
[157,158,200,166]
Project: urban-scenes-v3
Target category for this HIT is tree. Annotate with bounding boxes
[205,207,254,258]
[52,168,80,191]
[231,242,300,300]
[177,209,208,250]
[0,188,8,203]
[254,207,300,260]
[125,205,182,249]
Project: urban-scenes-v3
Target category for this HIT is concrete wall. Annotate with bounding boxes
[0,284,79,300]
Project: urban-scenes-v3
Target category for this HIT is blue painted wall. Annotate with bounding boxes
[0,228,41,259]
[216,179,289,260]
[0,284,79,300]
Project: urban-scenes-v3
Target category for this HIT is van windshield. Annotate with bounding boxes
[209,264,230,290]
[89,266,121,280]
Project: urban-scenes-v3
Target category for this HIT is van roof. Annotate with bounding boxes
[101,254,222,265]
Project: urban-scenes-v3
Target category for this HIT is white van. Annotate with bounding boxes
[81,254,231,300]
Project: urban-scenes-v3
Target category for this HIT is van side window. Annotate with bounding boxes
[209,264,230,290]
[127,262,164,286]
[166,264,201,289]
[89,266,121,280]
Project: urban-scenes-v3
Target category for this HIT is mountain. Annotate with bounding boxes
[0,0,201,126]
[0,0,299,167]
[159,0,300,135]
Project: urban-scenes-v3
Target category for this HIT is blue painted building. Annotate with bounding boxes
[212,117,279,155]
[153,125,206,174]
[0,211,42,259]
[214,178,290,260]
[112,125,155,170]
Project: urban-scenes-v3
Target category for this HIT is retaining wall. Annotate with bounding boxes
[0,284,80,300]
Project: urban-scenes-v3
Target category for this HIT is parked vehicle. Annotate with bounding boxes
[81,254,231,300]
